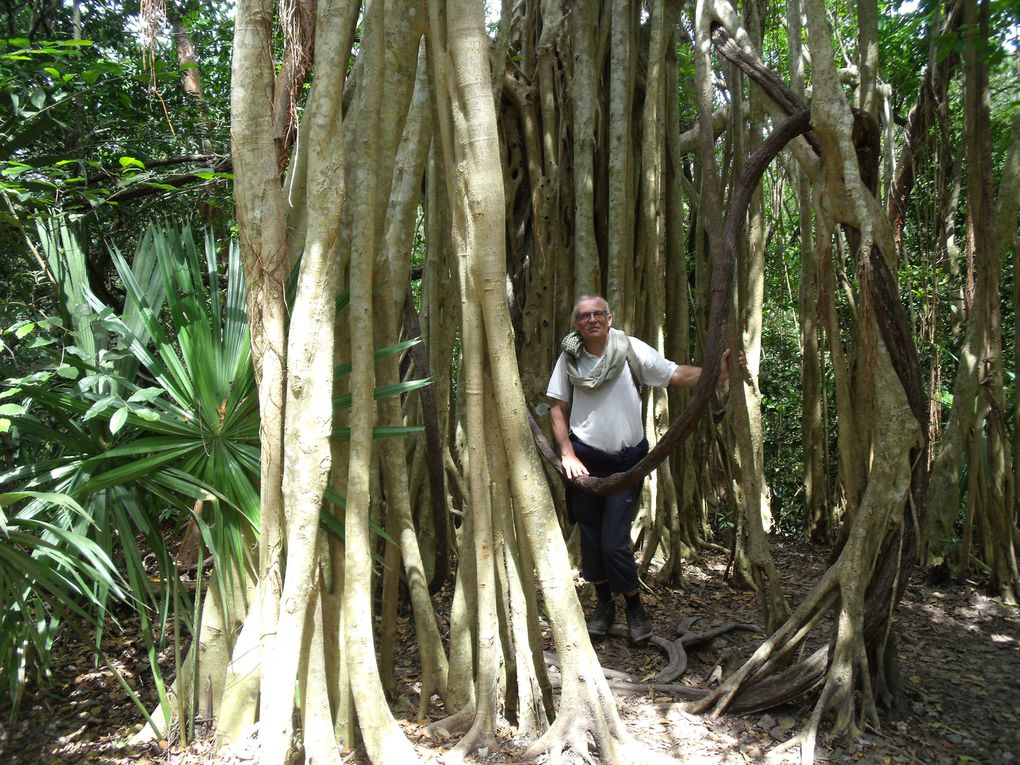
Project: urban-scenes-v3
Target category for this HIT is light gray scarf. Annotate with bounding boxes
[560,328,631,390]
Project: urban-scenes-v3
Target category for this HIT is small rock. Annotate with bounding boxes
[757,714,776,730]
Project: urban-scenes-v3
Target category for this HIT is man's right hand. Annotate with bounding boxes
[561,454,590,479]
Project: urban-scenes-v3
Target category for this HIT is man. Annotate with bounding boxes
[546,294,732,643]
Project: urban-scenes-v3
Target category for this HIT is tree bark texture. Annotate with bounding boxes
[210,0,1017,762]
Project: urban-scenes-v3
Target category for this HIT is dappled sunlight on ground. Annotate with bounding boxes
[2,546,1018,764]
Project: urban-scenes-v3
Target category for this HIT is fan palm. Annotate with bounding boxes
[1,219,430,724]
[0,221,258,717]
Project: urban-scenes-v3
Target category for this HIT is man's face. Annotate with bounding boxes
[573,298,612,345]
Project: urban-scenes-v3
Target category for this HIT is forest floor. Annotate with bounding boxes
[2,541,1019,764]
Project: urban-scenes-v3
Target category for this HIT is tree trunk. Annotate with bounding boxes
[607,0,637,323]
[229,0,291,748]
[787,0,829,543]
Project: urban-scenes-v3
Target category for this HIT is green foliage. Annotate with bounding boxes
[0,489,127,719]
[760,303,811,533]
[879,1,929,114]
[0,221,258,717]
[0,1,237,303]
[0,217,434,716]
[0,33,233,216]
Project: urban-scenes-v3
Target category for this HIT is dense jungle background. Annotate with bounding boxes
[0,0,1017,763]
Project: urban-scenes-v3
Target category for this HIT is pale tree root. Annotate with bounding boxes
[423,706,474,740]
[444,721,498,765]
[546,618,761,695]
[519,674,679,765]
[425,701,503,764]
[678,619,763,649]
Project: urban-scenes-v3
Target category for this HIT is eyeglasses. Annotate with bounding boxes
[576,310,608,322]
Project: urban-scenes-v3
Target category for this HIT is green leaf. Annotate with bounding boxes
[127,387,164,403]
[83,395,118,421]
[55,365,79,379]
[0,403,24,416]
[193,171,233,181]
[81,69,100,85]
[118,156,145,170]
[109,407,129,434]
[0,490,94,524]
[2,160,31,175]
[28,335,57,349]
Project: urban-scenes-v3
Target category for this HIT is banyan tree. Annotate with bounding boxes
[130,0,1019,763]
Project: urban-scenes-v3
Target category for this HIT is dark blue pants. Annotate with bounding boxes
[567,435,648,595]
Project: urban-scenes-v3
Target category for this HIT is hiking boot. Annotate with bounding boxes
[586,600,616,637]
[626,602,652,644]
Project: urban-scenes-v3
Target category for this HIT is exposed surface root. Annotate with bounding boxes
[423,707,473,739]
[520,705,677,765]
[444,724,498,764]
[545,619,760,692]
[7,552,1020,764]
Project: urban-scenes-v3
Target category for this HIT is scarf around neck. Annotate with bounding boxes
[561,327,631,390]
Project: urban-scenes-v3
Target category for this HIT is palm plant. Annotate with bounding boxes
[0,490,127,719]
[1,219,430,728]
[0,221,259,717]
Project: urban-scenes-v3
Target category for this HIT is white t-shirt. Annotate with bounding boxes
[546,336,677,453]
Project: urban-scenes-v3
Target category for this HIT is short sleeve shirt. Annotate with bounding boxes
[545,336,678,453]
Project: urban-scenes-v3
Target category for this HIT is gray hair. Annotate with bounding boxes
[572,294,611,318]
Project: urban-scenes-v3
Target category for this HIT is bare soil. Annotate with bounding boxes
[2,542,1018,764]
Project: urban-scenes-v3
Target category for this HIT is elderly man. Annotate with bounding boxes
[546,294,731,643]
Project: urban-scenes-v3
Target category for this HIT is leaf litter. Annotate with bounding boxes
[1,545,1017,764]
